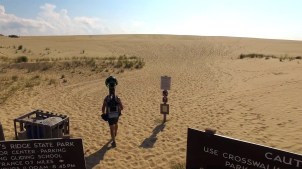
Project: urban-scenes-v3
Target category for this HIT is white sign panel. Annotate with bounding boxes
[161,76,171,90]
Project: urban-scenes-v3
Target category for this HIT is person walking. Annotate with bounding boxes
[102,76,123,147]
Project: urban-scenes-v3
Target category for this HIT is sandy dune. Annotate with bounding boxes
[1,35,302,168]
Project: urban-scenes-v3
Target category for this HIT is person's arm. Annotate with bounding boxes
[118,98,124,111]
[101,98,106,114]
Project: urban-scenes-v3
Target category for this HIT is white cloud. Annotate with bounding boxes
[0,4,118,35]
[0,5,52,35]
[2,3,300,39]
[119,20,148,34]
[0,5,5,14]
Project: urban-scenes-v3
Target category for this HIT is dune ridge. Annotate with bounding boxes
[1,35,302,169]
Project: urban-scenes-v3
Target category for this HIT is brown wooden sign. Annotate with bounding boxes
[160,104,169,114]
[186,128,302,169]
[0,138,86,169]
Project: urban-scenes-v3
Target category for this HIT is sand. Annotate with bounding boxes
[1,35,302,168]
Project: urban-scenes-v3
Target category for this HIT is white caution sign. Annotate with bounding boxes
[160,76,171,90]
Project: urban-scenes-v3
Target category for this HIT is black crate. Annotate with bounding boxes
[14,110,70,140]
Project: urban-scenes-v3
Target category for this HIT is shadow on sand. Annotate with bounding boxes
[140,123,166,148]
[85,140,112,169]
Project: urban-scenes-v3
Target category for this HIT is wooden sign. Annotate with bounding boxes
[0,122,4,141]
[0,138,86,169]
[161,76,171,90]
[160,104,169,114]
[186,128,302,169]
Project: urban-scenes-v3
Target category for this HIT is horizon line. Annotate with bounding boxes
[1,33,302,42]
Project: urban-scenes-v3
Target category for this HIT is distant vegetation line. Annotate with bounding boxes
[0,34,20,38]
[239,53,302,62]
[0,54,145,73]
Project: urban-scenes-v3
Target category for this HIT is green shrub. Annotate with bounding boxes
[0,56,9,62]
[118,55,127,60]
[135,59,145,69]
[25,80,40,88]
[124,61,134,69]
[31,75,40,79]
[129,56,137,59]
[239,53,266,59]
[114,60,123,68]
[16,56,28,63]
[85,58,96,67]
[12,76,18,81]
[18,45,23,50]
[48,79,56,85]
[105,56,116,61]
[41,65,52,71]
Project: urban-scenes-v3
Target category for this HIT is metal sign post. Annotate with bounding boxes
[0,121,5,141]
[160,76,171,123]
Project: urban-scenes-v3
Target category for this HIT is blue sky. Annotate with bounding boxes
[0,0,302,40]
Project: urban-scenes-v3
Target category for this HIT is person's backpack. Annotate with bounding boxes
[106,95,121,118]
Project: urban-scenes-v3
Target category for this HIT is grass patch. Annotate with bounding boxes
[0,56,9,62]
[25,75,41,87]
[48,79,57,85]
[0,75,41,104]
[170,162,186,169]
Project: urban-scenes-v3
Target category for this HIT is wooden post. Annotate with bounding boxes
[205,128,216,135]
[162,90,168,123]
[0,121,5,141]
[160,76,171,123]
[14,120,17,140]
[163,114,167,123]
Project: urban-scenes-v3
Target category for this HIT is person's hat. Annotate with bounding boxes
[105,76,118,88]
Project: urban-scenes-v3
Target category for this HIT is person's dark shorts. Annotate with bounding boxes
[108,117,119,125]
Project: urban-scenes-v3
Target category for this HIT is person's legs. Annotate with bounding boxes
[115,123,118,137]
[109,125,116,142]
[108,118,118,147]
